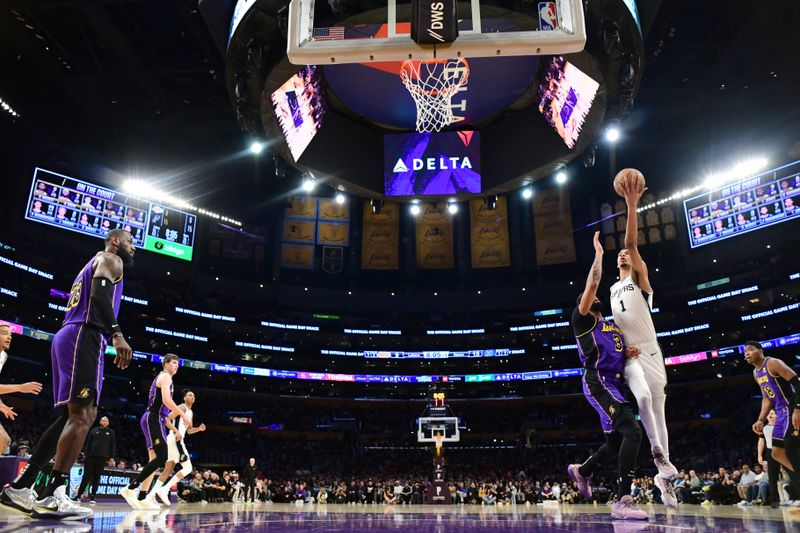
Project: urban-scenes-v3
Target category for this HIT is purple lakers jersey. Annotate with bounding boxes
[755,357,793,410]
[146,372,173,418]
[572,309,626,375]
[64,254,124,333]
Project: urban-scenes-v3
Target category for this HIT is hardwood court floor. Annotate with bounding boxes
[1,501,797,531]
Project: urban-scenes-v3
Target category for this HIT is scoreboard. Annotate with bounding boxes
[25,167,196,261]
[683,167,800,249]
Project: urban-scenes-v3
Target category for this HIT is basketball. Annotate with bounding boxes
[613,168,646,197]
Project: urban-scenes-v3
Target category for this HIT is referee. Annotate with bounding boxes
[78,416,116,503]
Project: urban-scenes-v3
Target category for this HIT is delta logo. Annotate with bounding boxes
[393,156,473,173]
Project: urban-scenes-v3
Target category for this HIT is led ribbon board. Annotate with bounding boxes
[26,168,197,261]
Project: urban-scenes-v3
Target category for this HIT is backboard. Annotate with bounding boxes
[287,0,586,65]
[417,416,460,443]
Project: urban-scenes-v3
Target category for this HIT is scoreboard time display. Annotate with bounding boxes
[683,166,800,249]
[25,167,197,261]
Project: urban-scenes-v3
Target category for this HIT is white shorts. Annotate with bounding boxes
[624,339,667,394]
[166,432,192,473]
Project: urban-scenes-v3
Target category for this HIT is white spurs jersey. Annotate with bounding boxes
[177,405,193,439]
[610,275,657,346]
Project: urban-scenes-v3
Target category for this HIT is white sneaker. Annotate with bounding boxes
[654,474,677,509]
[139,494,161,510]
[119,486,142,509]
[155,485,171,506]
[1,486,38,513]
[32,485,94,520]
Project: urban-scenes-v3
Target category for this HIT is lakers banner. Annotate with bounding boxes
[318,199,350,222]
[416,203,454,269]
[286,196,318,219]
[361,201,399,270]
[281,243,315,270]
[317,221,350,246]
[533,189,576,265]
[282,218,316,244]
[469,197,510,268]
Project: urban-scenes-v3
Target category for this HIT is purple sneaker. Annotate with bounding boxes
[611,495,649,520]
[567,464,592,500]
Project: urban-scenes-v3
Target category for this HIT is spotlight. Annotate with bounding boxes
[555,170,568,185]
[335,192,346,204]
[605,126,620,143]
[521,186,533,200]
[301,176,316,192]
[250,141,264,154]
[410,204,421,216]
[447,202,458,214]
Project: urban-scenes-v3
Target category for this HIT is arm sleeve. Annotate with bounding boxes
[90,277,122,336]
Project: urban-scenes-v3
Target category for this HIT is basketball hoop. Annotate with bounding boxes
[400,58,470,133]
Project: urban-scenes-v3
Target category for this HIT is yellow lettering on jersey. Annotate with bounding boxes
[601,323,622,334]
[66,280,83,311]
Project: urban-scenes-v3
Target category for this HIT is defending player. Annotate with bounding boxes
[120,354,191,509]
[0,322,44,454]
[610,177,679,507]
[567,231,648,520]
[1,229,134,520]
[152,389,206,505]
[747,341,800,502]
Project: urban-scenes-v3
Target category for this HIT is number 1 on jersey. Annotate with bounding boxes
[619,299,627,312]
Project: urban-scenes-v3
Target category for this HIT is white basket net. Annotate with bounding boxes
[401,58,470,132]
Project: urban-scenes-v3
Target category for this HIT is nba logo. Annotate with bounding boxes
[538,2,558,31]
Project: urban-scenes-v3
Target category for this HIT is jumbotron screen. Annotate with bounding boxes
[25,167,197,261]
[537,57,599,149]
[683,169,800,248]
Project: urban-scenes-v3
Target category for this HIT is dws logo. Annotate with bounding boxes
[393,156,473,173]
[428,2,446,42]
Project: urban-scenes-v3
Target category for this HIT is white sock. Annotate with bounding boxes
[149,480,164,497]
[624,359,662,451]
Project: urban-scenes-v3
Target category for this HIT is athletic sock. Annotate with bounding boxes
[38,470,68,499]
[11,461,44,490]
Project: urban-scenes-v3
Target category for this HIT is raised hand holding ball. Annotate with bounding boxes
[613,168,646,197]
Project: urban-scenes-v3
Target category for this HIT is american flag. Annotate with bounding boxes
[312,26,345,41]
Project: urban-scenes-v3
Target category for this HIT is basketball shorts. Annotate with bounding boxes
[772,406,795,449]
[141,412,167,451]
[167,432,192,472]
[583,368,628,433]
[625,339,667,395]
[51,324,106,407]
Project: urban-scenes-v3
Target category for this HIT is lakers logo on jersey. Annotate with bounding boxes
[66,280,83,311]
[609,404,616,415]
[77,387,91,399]
[154,438,161,445]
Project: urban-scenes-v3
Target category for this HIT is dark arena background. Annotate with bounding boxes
[0,0,800,531]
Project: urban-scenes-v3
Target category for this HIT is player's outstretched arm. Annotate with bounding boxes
[577,231,603,316]
[622,179,653,294]
[0,382,42,395]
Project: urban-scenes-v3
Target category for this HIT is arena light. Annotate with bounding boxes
[250,141,265,154]
[555,170,568,185]
[335,191,346,204]
[521,186,533,199]
[122,179,242,226]
[447,199,458,214]
[410,204,421,216]
[301,176,316,192]
[0,96,20,118]
[637,157,768,213]
[605,126,620,143]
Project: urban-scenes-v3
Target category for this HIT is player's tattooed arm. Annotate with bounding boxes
[578,232,603,315]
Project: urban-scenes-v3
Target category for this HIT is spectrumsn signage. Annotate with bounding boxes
[144,236,193,261]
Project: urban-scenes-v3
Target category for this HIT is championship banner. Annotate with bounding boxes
[282,218,316,244]
[317,221,350,246]
[361,201,399,270]
[469,197,510,268]
[533,189,576,265]
[286,196,318,219]
[281,243,315,270]
[318,199,350,222]
[416,203,454,269]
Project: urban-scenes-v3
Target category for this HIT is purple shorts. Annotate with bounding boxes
[583,369,627,433]
[772,406,791,448]
[140,412,167,451]
[51,323,106,407]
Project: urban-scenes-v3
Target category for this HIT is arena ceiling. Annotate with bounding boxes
[0,0,798,220]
